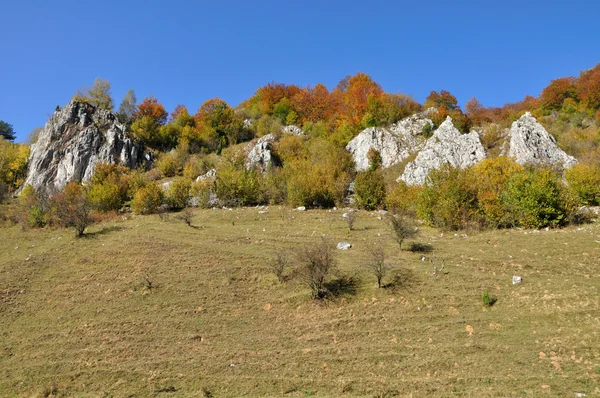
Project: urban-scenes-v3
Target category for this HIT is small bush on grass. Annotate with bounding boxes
[388,214,417,250]
[131,183,163,214]
[345,210,358,231]
[176,208,195,227]
[52,182,93,237]
[270,249,289,283]
[297,238,336,300]
[364,244,389,288]
[165,178,191,209]
[500,167,573,229]
[482,289,497,307]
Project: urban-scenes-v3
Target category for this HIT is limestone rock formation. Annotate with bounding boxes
[245,126,306,172]
[246,133,277,172]
[282,125,305,136]
[508,112,576,168]
[399,117,486,185]
[23,100,145,195]
[346,112,433,172]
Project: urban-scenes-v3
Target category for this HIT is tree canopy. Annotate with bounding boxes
[0,120,16,141]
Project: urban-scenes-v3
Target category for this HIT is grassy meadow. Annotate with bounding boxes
[0,207,599,397]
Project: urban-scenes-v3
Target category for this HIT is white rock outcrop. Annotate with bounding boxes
[245,125,306,172]
[245,133,277,172]
[399,117,486,185]
[508,112,576,168]
[346,112,433,172]
[23,100,145,196]
[282,125,305,136]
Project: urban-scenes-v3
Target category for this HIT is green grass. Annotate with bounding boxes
[1,207,599,397]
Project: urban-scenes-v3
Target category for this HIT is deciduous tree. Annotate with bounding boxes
[133,95,168,125]
[117,89,137,124]
[74,78,114,110]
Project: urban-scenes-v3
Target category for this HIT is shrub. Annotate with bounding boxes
[262,168,287,205]
[364,244,389,288]
[388,215,417,250]
[297,238,336,299]
[472,157,523,228]
[131,183,163,214]
[386,182,420,217]
[270,249,289,283]
[214,156,264,207]
[87,163,132,212]
[0,182,8,204]
[482,289,497,307]
[52,182,93,237]
[344,210,358,231]
[416,165,481,230]
[165,178,191,209]
[12,185,49,228]
[354,170,386,210]
[156,153,180,177]
[177,208,195,227]
[500,167,573,229]
[366,148,382,171]
[565,162,600,205]
[422,122,434,138]
[191,180,215,208]
[87,181,122,212]
[282,138,353,208]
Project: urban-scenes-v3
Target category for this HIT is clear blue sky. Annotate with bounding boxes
[1,0,599,142]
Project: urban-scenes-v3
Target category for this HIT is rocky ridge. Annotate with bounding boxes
[346,111,434,172]
[399,117,486,185]
[23,100,145,195]
[507,112,576,169]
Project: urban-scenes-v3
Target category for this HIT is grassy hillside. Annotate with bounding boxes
[1,208,599,397]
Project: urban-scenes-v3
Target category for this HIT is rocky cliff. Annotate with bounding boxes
[399,117,486,185]
[507,112,576,169]
[346,112,433,171]
[23,100,145,195]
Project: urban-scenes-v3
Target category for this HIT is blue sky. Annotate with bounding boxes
[1,0,599,142]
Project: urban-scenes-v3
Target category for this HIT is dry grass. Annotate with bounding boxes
[1,207,599,397]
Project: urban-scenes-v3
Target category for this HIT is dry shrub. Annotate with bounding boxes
[297,238,336,299]
[52,182,93,237]
[365,244,389,288]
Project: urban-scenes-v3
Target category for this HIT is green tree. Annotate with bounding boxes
[0,120,16,141]
[354,170,386,210]
[74,78,114,110]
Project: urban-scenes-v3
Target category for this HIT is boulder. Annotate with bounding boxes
[282,125,305,136]
[336,241,352,250]
[23,100,146,195]
[346,111,433,172]
[195,168,216,182]
[398,117,486,185]
[508,112,576,168]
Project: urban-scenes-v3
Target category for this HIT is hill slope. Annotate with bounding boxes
[1,208,599,397]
